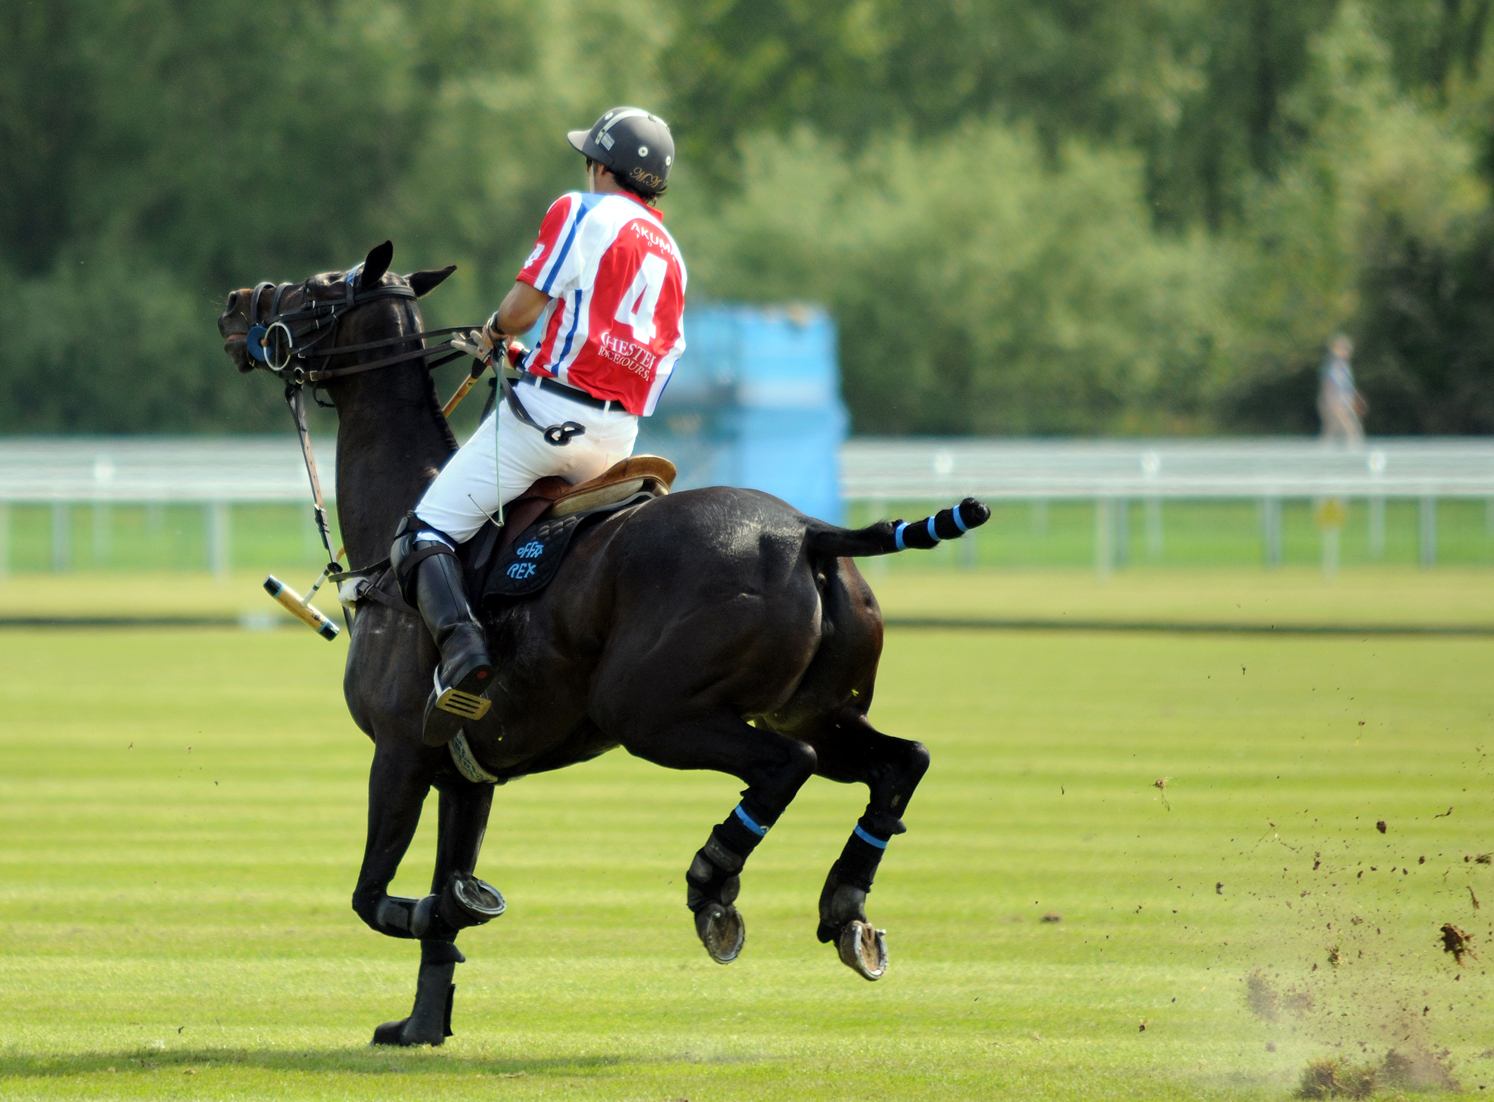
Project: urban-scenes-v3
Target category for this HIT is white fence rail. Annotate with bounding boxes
[842,438,1494,574]
[0,437,333,578]
[840,437,1494,499]
[4,436,1494,575]
[0,437,325,503]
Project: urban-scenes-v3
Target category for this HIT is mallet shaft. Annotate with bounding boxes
[442,354,492,419]
[442,375,478,418]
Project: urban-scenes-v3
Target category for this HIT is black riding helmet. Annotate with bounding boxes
[567,107,674,197]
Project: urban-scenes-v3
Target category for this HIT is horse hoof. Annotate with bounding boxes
[438,874,506,930]
[370,1016,445,1047]
[837,920,888,981]
[695,903,746,964]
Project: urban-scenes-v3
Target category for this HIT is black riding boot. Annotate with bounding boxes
[390,518,495,747]
[408,547,494,747]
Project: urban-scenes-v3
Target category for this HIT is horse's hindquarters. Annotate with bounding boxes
[581,491,830,737]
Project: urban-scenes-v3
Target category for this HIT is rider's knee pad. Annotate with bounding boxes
[390,512,459,605]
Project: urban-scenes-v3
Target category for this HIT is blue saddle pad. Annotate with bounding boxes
[469,491,654,607]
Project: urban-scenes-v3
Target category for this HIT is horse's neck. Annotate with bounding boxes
[331,325,457,569]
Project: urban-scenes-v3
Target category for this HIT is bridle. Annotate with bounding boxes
[236,259,585,628]
[238,263,481,613]
[242,265,472,386]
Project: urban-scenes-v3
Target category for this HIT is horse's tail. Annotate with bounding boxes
[807,497,991,558]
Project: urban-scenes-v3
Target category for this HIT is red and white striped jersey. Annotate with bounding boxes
[516,191,687,416]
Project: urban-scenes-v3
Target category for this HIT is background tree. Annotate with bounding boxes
[1,0,1491,435]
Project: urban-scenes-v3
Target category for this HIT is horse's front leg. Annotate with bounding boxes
[355,736,504,1047]
[400,780,504,1044]
[618,709,818,965]
[349,732,452,1047]
[373,780,503,1048]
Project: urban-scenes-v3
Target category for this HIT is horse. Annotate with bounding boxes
[217,241,989,1046]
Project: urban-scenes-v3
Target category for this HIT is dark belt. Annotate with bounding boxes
[520,372,616,412]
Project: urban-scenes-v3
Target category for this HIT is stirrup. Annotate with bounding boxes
[433,670,491,721]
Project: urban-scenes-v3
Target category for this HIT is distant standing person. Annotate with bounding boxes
[1318,334,1366,446]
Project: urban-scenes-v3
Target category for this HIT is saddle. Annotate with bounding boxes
[338,455,676,617]
[460,455,677,606]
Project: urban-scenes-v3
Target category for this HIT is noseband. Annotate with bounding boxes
[243,266,469,386]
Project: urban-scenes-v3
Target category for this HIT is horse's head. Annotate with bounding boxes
[218,240,455,376]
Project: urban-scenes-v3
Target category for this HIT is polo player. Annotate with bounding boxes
[390,108,688,747]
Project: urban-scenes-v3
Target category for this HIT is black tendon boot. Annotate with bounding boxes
[392,526,494,747]
[371,939,464,1046]
[817,815,898,980]
[685,803,772,964]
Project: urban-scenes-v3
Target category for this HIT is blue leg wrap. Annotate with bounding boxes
[733,803,769,838]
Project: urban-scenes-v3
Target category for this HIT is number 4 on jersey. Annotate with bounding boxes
[614,253,668,343]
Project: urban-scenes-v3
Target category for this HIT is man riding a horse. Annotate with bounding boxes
[218,105,990,1047]
[393,106,686,749]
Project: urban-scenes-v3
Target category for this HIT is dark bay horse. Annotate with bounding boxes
[218,241,989,1046]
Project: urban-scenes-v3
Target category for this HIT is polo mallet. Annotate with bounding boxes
[450,330,530,527]
[441,355,489,419]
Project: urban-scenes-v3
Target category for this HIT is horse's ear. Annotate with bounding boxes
[409,265,457,298]
[358,241,394,291]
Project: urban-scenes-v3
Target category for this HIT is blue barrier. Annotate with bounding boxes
[637,305,848,523]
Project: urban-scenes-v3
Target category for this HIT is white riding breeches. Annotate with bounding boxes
[414,381,639,544]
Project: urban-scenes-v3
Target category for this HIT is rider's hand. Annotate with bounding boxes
[453,310,509,366]
[450,327,496,364]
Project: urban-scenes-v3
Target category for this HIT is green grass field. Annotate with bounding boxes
[4,563,1494,638]
[2,573,1493,1099]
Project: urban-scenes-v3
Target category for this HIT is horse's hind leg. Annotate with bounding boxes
[619,709,818,965]
[802,709,930,980]
[769,555,929,978]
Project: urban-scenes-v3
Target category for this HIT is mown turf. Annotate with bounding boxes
[1,616,1492,1100]
[5,564,1494,630]
[866,566,1494,628]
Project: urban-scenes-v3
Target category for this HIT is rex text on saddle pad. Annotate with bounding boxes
[460,490,656,604]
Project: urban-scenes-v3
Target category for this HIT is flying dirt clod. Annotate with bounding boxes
[1439,923,1474,965]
